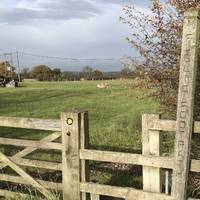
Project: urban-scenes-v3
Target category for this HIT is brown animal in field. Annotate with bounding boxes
[97,82,110,89]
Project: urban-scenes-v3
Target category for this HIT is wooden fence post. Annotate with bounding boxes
[79,112,100,200]
[80,112,90,200]
[142,114,161,193]
[61,110,82,200]
[172,9,200,200]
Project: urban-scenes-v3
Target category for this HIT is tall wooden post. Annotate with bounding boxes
[172,10,200,200]
[80,112,90,200]
[16,51,21,82]
[142,114,161,193]
[61,110,81,200]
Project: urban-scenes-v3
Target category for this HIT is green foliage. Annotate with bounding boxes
[30,66,62,82]
[82,66,94,80]
[121,1,200,120]
[30,65,52,81]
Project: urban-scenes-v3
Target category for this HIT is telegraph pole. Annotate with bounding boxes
[16,51,21,82]
[3,54,7,77]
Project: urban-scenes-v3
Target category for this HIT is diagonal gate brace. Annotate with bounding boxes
[0,132,61,170]
[0,152,55,200]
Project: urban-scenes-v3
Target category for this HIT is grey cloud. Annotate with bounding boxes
[0,0,148,24]
[93,0,150,7]
[39,0,100,12]
[92,0,149,7]
[0,0,102,24]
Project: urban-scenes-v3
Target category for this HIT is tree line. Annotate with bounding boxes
[20,65,135,81]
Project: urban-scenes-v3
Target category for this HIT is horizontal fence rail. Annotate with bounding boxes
[80,182,199,200]
[148,119,200,133]
[80,149,200,173]
[0,174,62,190]
[80,149,174,169]
[8,157,62,171]
[0,116,61,131]
[0,137,62,150]
[1,116,200,133]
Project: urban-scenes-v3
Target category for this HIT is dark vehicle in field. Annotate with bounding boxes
[0,76,18,87]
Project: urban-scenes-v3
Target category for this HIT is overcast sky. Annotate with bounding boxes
[0,0,149,71]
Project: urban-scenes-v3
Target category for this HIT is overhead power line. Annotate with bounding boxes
[0,51,141,62]
[18,51,141,62]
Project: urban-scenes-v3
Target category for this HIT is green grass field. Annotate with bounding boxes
[0,80,159,199]
[0,80,158,152]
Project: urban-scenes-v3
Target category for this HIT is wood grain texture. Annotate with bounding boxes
[9,157,62,171]
[80,112,90,200]
[0,173,62,190]
[61,111,81,200]
[80,182,173,200]
[0,152,54,199]
[0,137,62,150]
[0,116,61,131]
[80,182,200,200]
[91,194,100,200]
[142,114,161,193]
[80,149,174,169]
[148,118,200,133]
[172,10,200,200]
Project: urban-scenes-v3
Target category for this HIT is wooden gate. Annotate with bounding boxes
[0,116,62,199]
[0,112,200,200]
[60,111,200,200]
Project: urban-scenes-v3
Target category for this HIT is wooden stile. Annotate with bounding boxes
[142,114,161,193]
[172,10,200,200]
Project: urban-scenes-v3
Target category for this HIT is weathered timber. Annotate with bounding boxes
[142,114,161,192]
[0,132,61,170]
[148,118,200,133]
[61,111,81,200]
[0,174,62,190]
[80,182,173,200]
[80,149,200,173]
[80,149,174,169]
[0,152,54,199]
[80,182,200,200]
[80,112,90,200]
[0,116,61,131]
[190,160,200,172]
[91,194,100,200]
[172,10,200,200]
[0,137,62,150]
[13,132,61,158]
[165,170,169,195]
[9,157,62,171]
